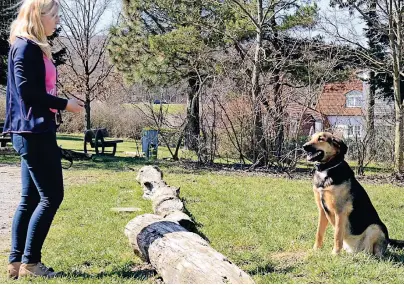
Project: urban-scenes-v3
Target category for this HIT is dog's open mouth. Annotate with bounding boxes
[306,150,324,162]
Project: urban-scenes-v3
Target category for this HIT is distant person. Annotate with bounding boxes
[3,0,83,278]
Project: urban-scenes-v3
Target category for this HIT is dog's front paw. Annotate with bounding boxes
[313,243,322,250]
[332,248,341,255]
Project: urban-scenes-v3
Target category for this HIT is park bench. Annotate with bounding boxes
[83,128,123,156]
[0,123,11,147]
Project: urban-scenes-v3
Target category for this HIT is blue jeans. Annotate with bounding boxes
[9,132,64,264]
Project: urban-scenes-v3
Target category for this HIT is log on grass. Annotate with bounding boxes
[136,166,191,226]
[125,213,254,284]
[125,166,255,284]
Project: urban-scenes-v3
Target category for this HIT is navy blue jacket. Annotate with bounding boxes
[3,37,68,134]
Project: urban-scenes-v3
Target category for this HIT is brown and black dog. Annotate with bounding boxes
[303,132,404,256]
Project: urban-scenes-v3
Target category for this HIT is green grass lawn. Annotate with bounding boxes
[1,135,404,283]
[1,133,393,171]
[56,133,197,162]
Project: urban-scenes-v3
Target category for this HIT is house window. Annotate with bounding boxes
[345,90,362,107]
[289,120,298,136]
[348,125,361,137]
[315,121,323,133]
[335,125,348,138]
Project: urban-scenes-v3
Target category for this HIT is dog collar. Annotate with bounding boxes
[315,159,344,172]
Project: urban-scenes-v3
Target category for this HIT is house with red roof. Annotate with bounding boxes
[314,74,394,139]
[284,72,394,139]
[285,101,326,138]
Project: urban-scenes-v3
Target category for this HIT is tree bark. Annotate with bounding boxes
[125,214,254,284]
[393,76,403,173]
[84,97,91,130]
[389,0,403,173]
[125,166,255,284]
[184,74,200,152]
[271,11,284,162]
[85,98,91,130]
[364,0,377,160]
[251,0,267,166]
[366,71,376,158]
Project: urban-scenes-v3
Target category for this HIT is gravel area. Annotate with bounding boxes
[0,164,21,254]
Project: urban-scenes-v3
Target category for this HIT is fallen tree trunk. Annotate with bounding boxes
[124,166,254,284]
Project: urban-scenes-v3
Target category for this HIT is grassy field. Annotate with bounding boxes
[1,135,404,283]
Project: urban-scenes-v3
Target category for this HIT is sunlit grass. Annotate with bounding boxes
[1,135,404,283]
[1,163,404,283]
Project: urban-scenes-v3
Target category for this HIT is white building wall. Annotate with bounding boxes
[323,80,394,138]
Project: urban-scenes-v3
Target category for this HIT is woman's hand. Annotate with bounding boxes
[65,99,84,113]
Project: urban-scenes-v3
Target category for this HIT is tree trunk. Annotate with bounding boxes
[271,13,284,162]
[251,0,266,166]
[392,51,402,174]
[210,99,217,163]
[273,75,284,161]
[389,0,403,173]
[393,77,403,173]
[184,75,200,151]
[364,0,377,160]
[125,214,254,284]
[85,98,91,130]
[124,166,255,284]
[172,132,184,161]
[366,71,376,159]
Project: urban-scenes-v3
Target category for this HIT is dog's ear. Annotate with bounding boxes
[332,136,348,156]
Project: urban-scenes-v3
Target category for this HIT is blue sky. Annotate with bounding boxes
[98,0,122,30]
[97,0,366,44]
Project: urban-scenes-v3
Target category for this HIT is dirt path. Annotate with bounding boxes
[0,164,21,255]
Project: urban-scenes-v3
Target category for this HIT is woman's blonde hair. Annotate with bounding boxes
[9,0,60,58]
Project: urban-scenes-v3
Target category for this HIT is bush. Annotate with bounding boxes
[58,101,149,139]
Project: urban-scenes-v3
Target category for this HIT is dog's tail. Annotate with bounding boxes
[389,239,404,249]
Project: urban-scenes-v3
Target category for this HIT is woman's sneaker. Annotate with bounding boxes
[19,262,58,278]
[7,262,21,279]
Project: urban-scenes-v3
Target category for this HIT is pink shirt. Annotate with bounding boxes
[43,56,57,113]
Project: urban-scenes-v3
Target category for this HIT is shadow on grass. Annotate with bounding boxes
[384,250,404,265]
[0,148,146,171]
[246,262,295,277]
[357,165,392,173]
[66,155,148,171]
[246,264,276,276]
[0,148,20,165]
[57,135,84,142]
[0,144,394,179]
[66,156,223,174]
[60,266,158,281]
[181,198,210,243]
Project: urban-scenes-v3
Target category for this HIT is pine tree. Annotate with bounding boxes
[48,27,67,67]
[0,0,18,86]
[109,0,226,152]
[110,0,352,164]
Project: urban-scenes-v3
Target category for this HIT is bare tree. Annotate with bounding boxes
[137,100,186,161]
[322,0,404,173]
[57,0,116,130]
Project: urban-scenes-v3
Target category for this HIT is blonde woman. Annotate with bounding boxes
[4,0,83,278]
